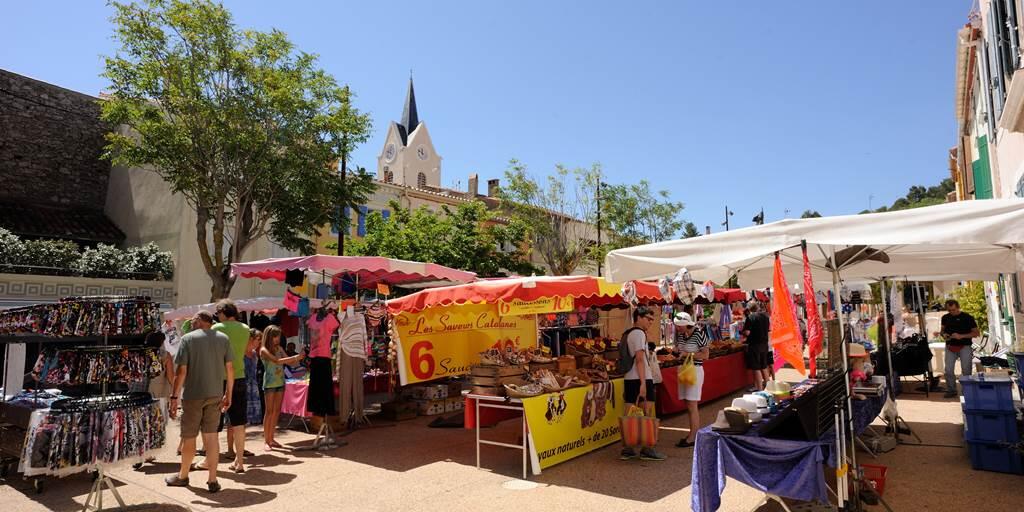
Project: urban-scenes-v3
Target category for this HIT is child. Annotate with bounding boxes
[259,325,303,450]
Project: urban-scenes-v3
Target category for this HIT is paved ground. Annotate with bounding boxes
[1,374,1020,512]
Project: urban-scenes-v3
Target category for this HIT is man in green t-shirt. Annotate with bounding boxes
[213,299,251,472]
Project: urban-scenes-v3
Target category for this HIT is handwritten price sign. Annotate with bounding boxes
[393,302,538,385]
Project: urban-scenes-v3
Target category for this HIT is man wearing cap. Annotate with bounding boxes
[674,312,710,447]
[620,306,667,461]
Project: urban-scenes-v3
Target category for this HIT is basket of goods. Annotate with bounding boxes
[575,353,594,370]
[577,368,609,383]
[591,354,614,373]
[479,348,507,366]
[556,355,577,374]
[534,369,573,392]
[504,382,545,398]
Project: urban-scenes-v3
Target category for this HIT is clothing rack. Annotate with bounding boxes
[0,297,161,509]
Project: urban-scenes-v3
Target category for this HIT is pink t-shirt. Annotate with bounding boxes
[306,313,339,358]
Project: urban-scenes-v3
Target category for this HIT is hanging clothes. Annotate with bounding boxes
[336,308,368,425]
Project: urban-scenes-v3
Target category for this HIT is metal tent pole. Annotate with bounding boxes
[879,280,897,397]
[829,247,859,511]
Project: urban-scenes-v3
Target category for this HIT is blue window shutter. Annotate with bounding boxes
[357,206,369,236]
[382,209,391,220]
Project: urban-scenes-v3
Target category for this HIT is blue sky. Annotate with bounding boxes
[2,1,969,233]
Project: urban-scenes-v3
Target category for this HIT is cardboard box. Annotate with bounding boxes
[445,397,464,412]
[414,399,446,416]
[412,384,449,401]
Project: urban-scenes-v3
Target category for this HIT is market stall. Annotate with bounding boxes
[230,255,476,440]
[606,199,1024,511]
[0,296,166,507]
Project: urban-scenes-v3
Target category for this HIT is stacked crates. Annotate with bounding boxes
[961,375,1023,474]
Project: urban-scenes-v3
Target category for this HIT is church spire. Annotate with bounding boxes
[399,75,419,143]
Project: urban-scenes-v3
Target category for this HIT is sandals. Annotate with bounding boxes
[228,463,246,474]
[207,480,222,493]
[676,439,696,448]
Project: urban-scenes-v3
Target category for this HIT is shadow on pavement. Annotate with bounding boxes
[190,487,277,509]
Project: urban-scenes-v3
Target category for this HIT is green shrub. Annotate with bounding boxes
[125,242,174,280]
[0,228,26,270]
[77,244,130,279]
[21,239,81,272]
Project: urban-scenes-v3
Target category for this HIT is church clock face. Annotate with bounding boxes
[416,145,428,160]
[384,143,397,162]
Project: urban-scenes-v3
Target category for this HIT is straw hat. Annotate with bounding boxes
[847,343,869,358]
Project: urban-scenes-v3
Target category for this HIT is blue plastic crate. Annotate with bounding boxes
[966,440,1024,474]
[960,376,1016,412]
[964,410,1020,442]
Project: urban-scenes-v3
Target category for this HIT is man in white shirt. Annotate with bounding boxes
[620,306,667,461]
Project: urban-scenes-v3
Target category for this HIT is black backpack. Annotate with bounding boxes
[615,327,645,375]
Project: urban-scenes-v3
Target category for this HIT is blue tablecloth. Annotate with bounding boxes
[691,390,886,512]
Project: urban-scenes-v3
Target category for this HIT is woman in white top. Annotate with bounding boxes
[674,312,709,447]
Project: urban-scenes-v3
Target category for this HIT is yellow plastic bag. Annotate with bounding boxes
[678,353,697,386]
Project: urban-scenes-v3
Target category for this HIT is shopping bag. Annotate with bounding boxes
[678,353,697,386]
[620,398,659,448]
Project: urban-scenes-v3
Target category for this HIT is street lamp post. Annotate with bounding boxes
[722,206,734,231]
[596,180,606,276]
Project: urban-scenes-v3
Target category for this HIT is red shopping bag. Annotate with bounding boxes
[620,398,659,448]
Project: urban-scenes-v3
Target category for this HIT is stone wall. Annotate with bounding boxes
[0,69,110,208]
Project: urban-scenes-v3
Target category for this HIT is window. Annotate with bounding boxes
[417,172,427,188]
[383,167,393,183]
[357,206,369,237]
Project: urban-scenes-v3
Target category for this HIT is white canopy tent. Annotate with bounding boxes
[605,199,1024,287]
[605,199,1024,507]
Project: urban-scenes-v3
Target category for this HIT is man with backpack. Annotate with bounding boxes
[619,306,667,461]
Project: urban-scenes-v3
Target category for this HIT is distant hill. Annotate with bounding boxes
[860,178,955,214]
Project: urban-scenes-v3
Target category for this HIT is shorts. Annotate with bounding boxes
[264,386,284,393]
[745,347,770,370]
[678,365,705,402]
[624,379,655,405]
[181,397,222,437]
[225,378,248,427]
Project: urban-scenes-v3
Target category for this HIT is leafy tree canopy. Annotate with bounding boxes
[801,210,822,218]
[859,179,955,214]
[101,0,374,299]
[345,200,541,278]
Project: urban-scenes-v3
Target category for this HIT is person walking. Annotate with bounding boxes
[259,325,303,450]
[742,302,771,391]
[673,312,709,448]
[941,299,979,398]
[213,300,251,473]
[620,306,667,462]
[165,311,233,493]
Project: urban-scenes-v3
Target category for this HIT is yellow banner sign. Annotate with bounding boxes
[522,379,624,471]
[392,302,537,385]
[497,296,574,317]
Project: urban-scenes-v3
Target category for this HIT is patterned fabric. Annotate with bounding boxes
[672,268,696,305]
[244,355,262,425]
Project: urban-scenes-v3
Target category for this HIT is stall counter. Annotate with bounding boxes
[657,351,752,415]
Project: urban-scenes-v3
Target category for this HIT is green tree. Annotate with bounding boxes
[101,0,374,299]
[862,178,955,214]
[500,160,599,275]
[801,210,822,218]
[346,200,541,277]
[682,222,700,238]
[601,180,686,247]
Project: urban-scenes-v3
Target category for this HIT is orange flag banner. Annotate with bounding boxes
[770,253,806,374]
[803,245,824,377]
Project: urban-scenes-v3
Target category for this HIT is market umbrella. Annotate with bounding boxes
[605,199,1024,288]
[230,255,478,288]
[384,275,664,314]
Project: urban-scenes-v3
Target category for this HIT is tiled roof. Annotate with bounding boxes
[0,203,125,245]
